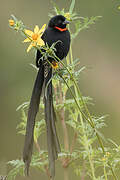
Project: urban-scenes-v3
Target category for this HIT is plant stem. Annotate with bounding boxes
[104,165,108,180]
[70,44,73,64]
[66,52,70,65]
[34,140,41,152]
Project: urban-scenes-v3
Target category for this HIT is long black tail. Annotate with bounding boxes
[44,67,61,178]
[23,62,44,175]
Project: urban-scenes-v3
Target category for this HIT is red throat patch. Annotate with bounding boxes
[55,26,67,32]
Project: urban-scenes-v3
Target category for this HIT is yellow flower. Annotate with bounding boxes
[9,19,14,26]
[64,13,71,21]
[24,24,46,52]
[51,61,58,69]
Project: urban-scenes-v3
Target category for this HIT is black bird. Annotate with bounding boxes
[23,15,71,178]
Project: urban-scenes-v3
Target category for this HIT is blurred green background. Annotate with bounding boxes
[0,0,120,179]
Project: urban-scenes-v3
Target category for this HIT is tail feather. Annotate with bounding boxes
[44,67,61,178]
[51,101,61,155]
[23,63,44,175]
[45,96,56,177]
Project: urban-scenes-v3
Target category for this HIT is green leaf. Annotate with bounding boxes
[16,110,27,135]
[7,159,24,180]
[108,139,119,148]
[11,15,18,22]
[71,16,102,40]
[16,102,29,111]
[30,152,48,171]
[69,0,75,14]
[51,1,61,15]
[30,63,38,71]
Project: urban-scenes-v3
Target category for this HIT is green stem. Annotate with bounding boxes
[66,53,70,65]
[58,74,92,126]
[104,165,108,180]
[70,44,73,64]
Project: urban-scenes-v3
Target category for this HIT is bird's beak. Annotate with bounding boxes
[63,20,70,25]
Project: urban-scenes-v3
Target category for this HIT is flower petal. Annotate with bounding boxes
[27,43,33,52]
[37,38,45,46]
[39,24,46,34]
[25,29,33,37]
[23,38,31,43]
[34,25,39,33]
[51,61,59,69]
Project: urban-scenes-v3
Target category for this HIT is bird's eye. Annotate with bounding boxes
[58,20,62,24]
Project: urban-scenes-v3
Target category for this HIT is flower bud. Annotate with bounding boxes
[9,19,14,26]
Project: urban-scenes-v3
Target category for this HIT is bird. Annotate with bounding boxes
[23,15,71,179]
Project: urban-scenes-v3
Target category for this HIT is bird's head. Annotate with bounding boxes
[48,15,69,31]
